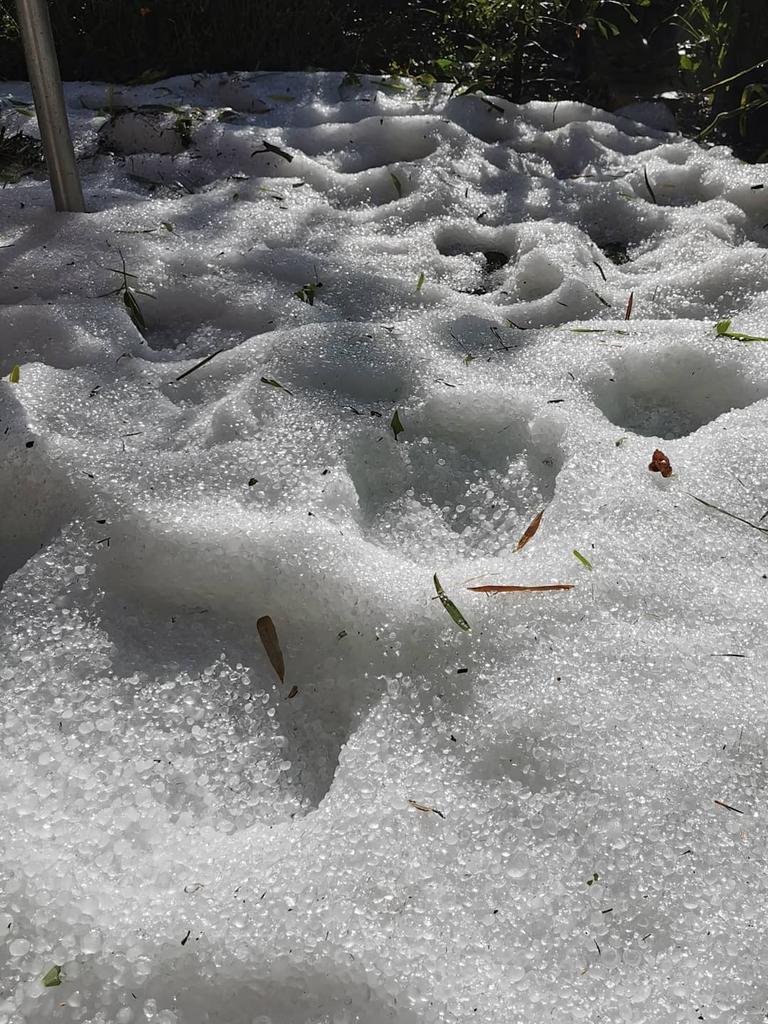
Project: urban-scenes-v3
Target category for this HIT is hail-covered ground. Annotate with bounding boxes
[1,71,768,1024]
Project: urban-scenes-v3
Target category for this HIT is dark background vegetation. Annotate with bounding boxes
[0,0,765,158]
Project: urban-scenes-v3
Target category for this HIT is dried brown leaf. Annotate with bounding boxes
[648,449,672,478]
[467,583,575,593]
[257,615,285,683]
[407,799,446,819]
[516,509,544,551]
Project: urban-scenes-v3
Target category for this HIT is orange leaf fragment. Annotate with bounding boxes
[516,509,544,552]
[624,291,634,320]
[467,583,575,593]
[648,449,672,478]
[257,615,285,683]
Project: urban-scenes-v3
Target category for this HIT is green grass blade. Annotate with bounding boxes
[260,377,293,396]
[643,167,657,204]
[375,77,408,93]
[715,319,768,342]
[123,288,145,333]
[702,57,768,94]
[569,328,629,335]
[573,549,593,570]
[174,349,222,382]
[690,494,768,535]
[433,574,471,632]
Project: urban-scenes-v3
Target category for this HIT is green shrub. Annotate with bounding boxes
[0,0,671,93]
[0,0,764,159]
[684,0,767,158]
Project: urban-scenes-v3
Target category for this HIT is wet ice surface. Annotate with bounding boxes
[1,72,768,1024]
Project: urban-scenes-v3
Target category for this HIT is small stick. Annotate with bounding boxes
[714,799,744,814]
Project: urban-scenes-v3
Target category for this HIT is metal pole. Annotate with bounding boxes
[15,0,85,212]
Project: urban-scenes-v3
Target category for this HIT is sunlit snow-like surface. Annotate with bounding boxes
[1,72,768,1024]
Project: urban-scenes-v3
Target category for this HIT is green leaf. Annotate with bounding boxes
[714,319,768,343]
[573,549,593,571]
[390,173,403,198]
[416,272,425,292]
[294,278,323,305]
[41,966,62,987]
[294,281,322,305]
[161,221,174,233]
[123,288,145,333]
[260,377,293,396]
[8,364,20,383]
[391,408,404,441]
[433,574,471,632]
[375,77,408,93]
